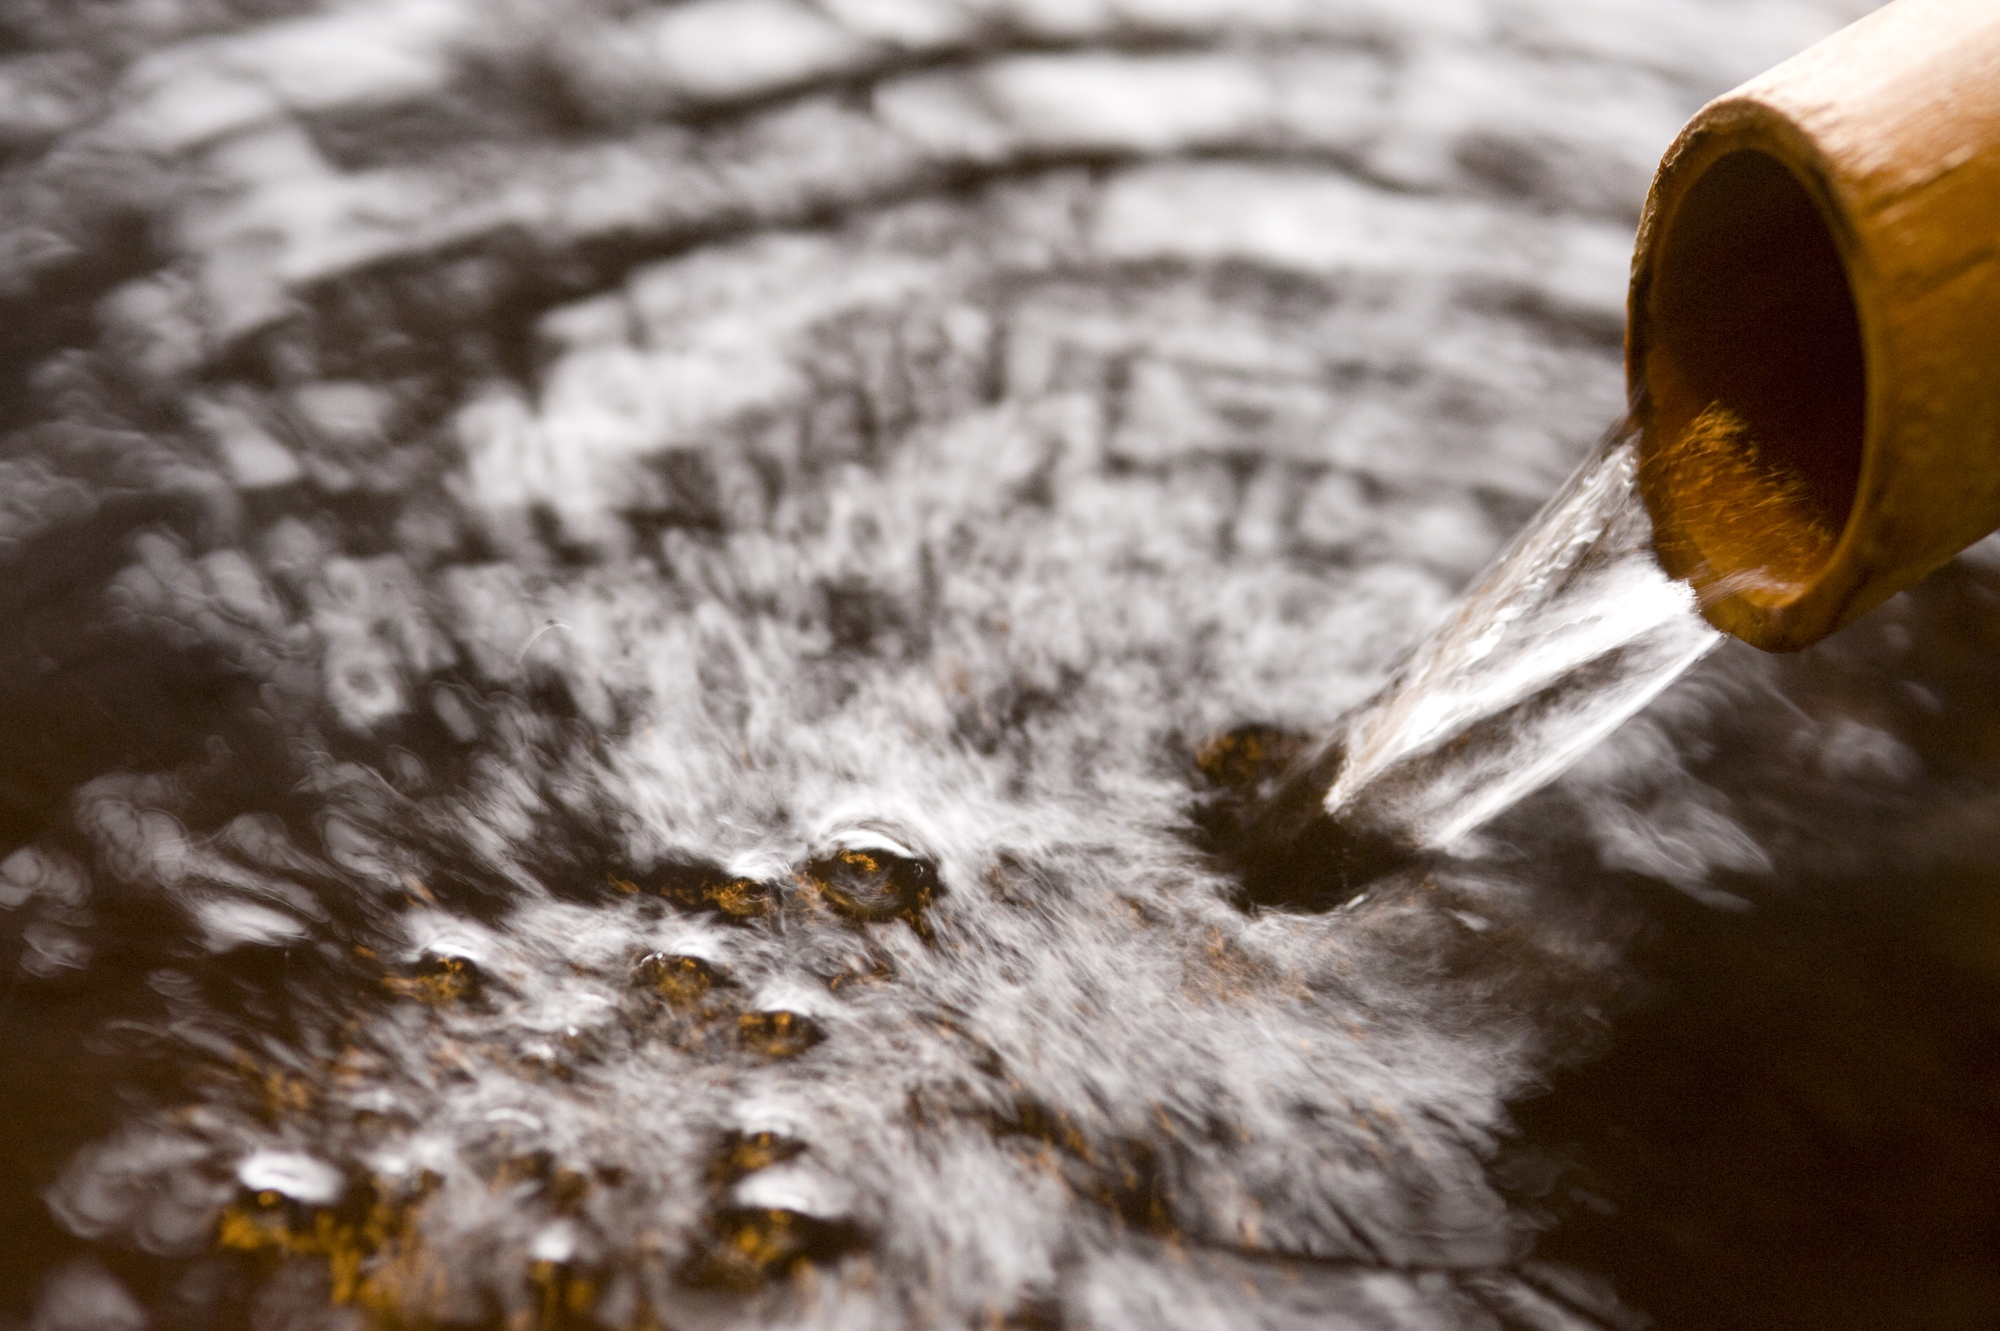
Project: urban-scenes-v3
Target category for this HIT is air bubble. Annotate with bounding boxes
[236,1150,345,1206]
[634,952,725,1007]
[737,1010,824,1059]
[384,944,484,1003]
[678,1207,862,1292]
[809,848,937,929]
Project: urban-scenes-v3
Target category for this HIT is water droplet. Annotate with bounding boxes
[646,862,774,921]
[236,1150,345,1207]
[0,845,89,910]
[30,1259,145,1331]
[384,943,484,1003]
[711,1130,804,1184]
[732,1164,853,1221]
[737,1010,824,1059]
[809,848,937,928]
[633,952,725,1007]
[530,1218,580,1264]
[678,1207,863,1292]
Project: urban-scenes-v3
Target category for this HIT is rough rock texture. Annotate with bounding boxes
[10,2,2000,1330]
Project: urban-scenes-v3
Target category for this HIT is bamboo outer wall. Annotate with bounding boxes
[1629,0,2000,651]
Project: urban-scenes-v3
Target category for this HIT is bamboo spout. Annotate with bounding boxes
[1629,0,2000,651]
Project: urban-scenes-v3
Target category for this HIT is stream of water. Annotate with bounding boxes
[1301,419,1723,853]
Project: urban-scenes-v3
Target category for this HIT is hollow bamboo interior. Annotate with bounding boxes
[1629,0,2000,651]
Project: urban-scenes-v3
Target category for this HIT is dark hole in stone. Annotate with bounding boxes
[678,1208,864,1292]
[640,860,773,922]
[808,848,939,935]
[632,952,728,1008]
[382,948,484,1005]
[1188,724,1420,911]
[708,1131,807,1188]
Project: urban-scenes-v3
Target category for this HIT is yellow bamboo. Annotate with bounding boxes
[1628,0,2000,650]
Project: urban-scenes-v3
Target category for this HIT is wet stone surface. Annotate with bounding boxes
[8,2,1999,1331]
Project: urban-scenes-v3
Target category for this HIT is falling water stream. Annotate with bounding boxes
[1262,419,1722,869]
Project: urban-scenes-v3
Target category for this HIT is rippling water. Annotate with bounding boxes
[10,3,2000,1331]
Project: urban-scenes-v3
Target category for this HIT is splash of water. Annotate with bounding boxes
[1295,421,1722,858]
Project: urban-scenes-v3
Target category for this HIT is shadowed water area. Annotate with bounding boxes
[7,2,2000,1329]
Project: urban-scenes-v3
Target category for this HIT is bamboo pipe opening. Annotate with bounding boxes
[1632,0,2000,651]
[1641,148,1869,598]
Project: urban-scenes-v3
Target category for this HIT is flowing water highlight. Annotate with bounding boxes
[1235,421,1723,900]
